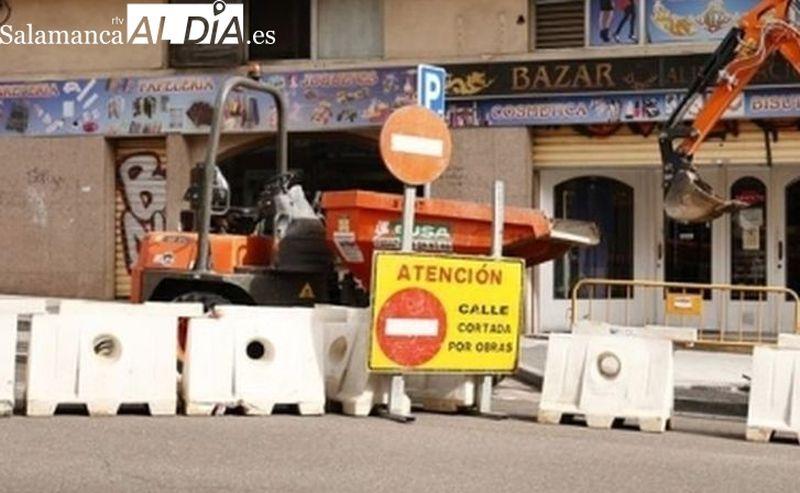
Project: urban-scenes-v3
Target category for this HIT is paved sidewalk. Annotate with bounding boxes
[516,337,751,417]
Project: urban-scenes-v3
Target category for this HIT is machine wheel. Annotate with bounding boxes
[171,291,231,313]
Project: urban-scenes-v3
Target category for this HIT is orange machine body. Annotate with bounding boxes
[678,0,799,158]
[658,0,800,223]
[130,232,272,302]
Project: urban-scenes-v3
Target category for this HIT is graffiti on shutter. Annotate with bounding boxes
[114,146,167,298]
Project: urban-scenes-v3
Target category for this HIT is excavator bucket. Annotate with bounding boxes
[664,169,749,223]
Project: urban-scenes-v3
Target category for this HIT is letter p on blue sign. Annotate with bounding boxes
[417,64,446,118]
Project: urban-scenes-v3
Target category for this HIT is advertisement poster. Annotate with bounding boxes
[262,67,418,131]
[446,89,764,128]
[5,69,800,136]
[0,67,418,137]
[589,0,641,46]
[646,0,759,44]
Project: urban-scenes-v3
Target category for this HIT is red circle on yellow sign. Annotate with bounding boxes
[376,287,447,367]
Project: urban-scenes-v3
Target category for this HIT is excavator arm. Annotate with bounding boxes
[660,0,800,223]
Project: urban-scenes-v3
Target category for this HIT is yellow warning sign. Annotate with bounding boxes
[299,283,315,299]
[369,252,524,373]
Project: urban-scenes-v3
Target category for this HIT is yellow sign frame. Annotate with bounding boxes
[368,251,524,373]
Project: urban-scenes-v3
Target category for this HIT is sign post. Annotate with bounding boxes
[378,104,452,421]
[416,64,447,199]
[476,180,506,417]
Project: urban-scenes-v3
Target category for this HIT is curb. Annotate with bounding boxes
[514,364,749,419]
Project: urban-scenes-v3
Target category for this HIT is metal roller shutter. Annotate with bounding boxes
[530,122,798,169]
[113,139,168,299]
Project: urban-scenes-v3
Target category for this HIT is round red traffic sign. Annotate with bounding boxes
[379,105,452,186]
[376,287,447,367]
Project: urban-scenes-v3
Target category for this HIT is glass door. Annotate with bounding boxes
[722,168,771,339]
[657,168,723,331]
[537,170,655,331]
[772,168,800,335]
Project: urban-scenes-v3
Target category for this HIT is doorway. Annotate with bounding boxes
[659,166,800,336]
[537,170,657,331]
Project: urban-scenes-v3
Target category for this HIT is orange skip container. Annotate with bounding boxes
[321,190,599,288]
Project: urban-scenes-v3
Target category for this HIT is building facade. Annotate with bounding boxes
[1,0,798,333]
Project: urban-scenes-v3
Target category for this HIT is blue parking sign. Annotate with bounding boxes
[417,64,447,118]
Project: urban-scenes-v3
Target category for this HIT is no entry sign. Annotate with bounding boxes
[378,105,452,186]
[369,252,524,373]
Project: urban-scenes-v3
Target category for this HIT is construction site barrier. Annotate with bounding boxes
[0,298,47,315]
[6,295,798,448]
[320,307,411,417]
[58,300,204,362]
[538,322,696,433]
[318,306,480,415]
[0,297,48,415]
[58,299,204,317]
[571,320,699,344]
[26,313,178,416]
[1,314,16,416]
[571,278,800,348]
[317,306,360,398]
[182,306,325,416]
[746,333,800,444]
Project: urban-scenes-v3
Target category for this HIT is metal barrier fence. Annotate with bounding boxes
[570,278,800,348]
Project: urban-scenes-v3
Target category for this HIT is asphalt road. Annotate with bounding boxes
[1,380,797,493]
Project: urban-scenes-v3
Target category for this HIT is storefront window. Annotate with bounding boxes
[730,177,767,299]
[554,176,633,299]
[665,219,711,299]
[786,180,800,298]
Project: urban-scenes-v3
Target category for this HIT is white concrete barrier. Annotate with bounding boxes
[746,334,800,443]
[322,307,411,417]
[318,305,482,416]
[0,314,17,416]
[0,298,47,316]
[57,301,204,363]
[58,299,204,317]
[538,333,675,432]
[572,319,698,343]
[777,333,800,350]
[317,307,358,398]
[26,313,178,416]
[183,306,325,416]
